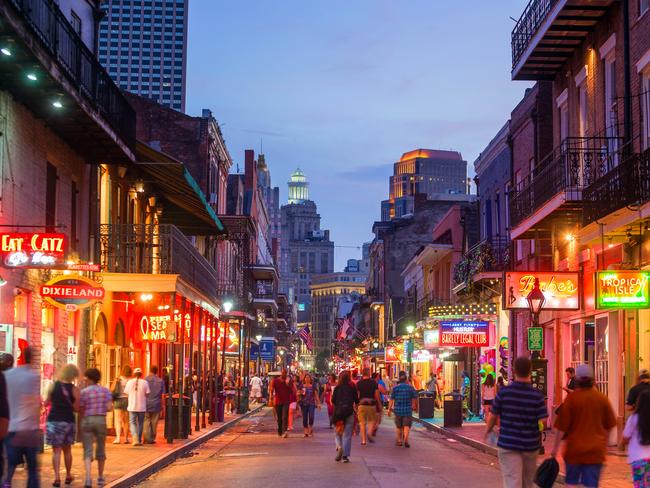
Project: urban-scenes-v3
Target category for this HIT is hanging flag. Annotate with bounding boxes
[299,326,314,352]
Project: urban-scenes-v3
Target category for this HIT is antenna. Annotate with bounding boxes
[260,137,263,154]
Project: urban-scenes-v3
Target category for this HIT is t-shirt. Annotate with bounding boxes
[145,375,165,413]
[272,377,290,405]
[391,382,418,417]
[4,366,40,432]
[626,382,650,408]
[124,377,150,413]
[0,373,8,423]
[554,387,616,464]
[567,377,576,392]
[250,377,262,390]
[491,381,547,452]
[482,385,496,401]
[357,378,378,403]
[623,413,650,463]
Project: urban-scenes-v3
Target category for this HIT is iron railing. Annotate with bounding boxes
[512,0,558,69]
[98,224,218,301]
[7,0,135,149]
[583,148,650,224]
[416,294,449,321]
[510,137,623,227]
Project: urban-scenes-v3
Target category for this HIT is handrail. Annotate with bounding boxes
[511,0,558,68]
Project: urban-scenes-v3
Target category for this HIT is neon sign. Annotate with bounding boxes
[1,233,66,268]
[41,275,104,311]
[439,320,489,347]
[596,271,650,309]
[504,271,580,310]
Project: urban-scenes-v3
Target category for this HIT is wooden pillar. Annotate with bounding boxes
[553,317,563,418]
[194,306,202,432]
[178,297,186,439]
[202,312,209,428]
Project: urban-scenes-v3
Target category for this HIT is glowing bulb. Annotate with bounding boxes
[52,100,63,108]
[26,73,37,81]
[1,48,11,56]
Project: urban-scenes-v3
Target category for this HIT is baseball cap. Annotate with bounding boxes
[575,364,594,379]
[639,369,650,380]
[133,367,142,374]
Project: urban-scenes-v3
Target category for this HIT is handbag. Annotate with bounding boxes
[112,379,127,410]
[534,457,559,488]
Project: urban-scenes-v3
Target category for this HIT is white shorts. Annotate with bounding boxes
[251,388,262,398]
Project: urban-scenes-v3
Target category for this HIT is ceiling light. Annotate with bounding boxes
[1,48,11,56]
[52,100,63,108]
[26,73,37,81]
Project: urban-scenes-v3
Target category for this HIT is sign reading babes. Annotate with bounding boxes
[504,272,580,310]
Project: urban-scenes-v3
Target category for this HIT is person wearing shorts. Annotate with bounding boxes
[356,368,381,445]
[388,371,418,448]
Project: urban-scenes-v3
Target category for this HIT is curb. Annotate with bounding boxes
[107,405,265,488]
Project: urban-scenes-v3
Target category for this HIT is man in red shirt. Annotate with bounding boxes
[270,370,291,438]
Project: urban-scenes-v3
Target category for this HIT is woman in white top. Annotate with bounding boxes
[481,374,496,422]
[112,365,132,444]
[623,390,650,487]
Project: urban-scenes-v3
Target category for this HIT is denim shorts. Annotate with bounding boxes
[565,463,602,487]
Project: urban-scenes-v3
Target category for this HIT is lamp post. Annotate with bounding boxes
[405,324,415,378]
[526,278,546,359]
[255,334,263,375]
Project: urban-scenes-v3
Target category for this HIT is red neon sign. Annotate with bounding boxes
[439,321,490,347]
[1,232,66,267]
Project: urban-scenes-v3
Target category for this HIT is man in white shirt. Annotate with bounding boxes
[250,375,263,403]
[124,368,150,446]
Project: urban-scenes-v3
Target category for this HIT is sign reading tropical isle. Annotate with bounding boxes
[41,275,105,311]
[596,271,650,309]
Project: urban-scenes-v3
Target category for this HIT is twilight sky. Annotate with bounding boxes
[185,0,532,271]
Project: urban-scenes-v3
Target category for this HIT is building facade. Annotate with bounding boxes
[99,0,188,111]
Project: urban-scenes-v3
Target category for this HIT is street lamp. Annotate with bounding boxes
[405,324,415,378]
[255,334,263,375]
[526,278,546,359]
[222,300,233,313]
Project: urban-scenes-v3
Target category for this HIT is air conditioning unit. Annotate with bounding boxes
[209,192,218,205]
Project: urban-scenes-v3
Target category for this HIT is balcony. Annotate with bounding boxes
[250,265,279,313]
[0,0,135,162]
[583,148,650,225]
[510,136,622,238]
[511,0,615,80]
[416,294,449,322]
[98,224,218,302]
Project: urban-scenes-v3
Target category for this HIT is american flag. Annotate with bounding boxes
[298,326,314,352]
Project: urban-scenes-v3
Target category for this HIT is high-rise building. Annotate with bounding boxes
[279,169,334,323]
[98,0,188,112]
[381,149,468,220]
[257,155,281,247]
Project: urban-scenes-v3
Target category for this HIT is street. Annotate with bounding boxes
[139,407,502,488]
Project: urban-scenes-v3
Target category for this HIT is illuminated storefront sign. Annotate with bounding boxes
[439,320,489,347]
[385,345,402,363]
[40,275,105,311]
[216,323,240,353]
[504,272,580,310]
[412,349,432,362]
[596,271,650,309]
[1,232,66,268]
[140,314,178,342]
[423,329,439,349]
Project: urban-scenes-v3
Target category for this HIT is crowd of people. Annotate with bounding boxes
[0,348,167,488]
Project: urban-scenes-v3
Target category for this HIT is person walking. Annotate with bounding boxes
[298,373,320,437]
[551,364,616,488]
[79,368,113,488]
[372,372,387,436]
[332,371,358,463]
[563,367,577,396]
[356,368,380,445]
[249,374,263,404]
[223,374,235,415]
[485,357,547,488]
[111,365,132,444]
[387,371,418,448]
[481,374,496,422]
[627,370,650,412]
[4,346,41,488]
[144,366,164,444]
[46,364,80,487]
[270,370,291,438]
[288,374,299,431]
[0,354,10,485]
[324,373,337,428]
[623,390,650,488]
[124,368,150,446]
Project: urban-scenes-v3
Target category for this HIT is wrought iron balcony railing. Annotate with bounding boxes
[510,136,623,228]
[8,0,135,149]
[512,0,558,69]
[99,224,218,301]
[583,148,650,225]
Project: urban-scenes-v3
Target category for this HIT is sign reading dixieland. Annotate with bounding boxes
[439,320,490,347]
[1,232,66,268]
[595,271,650,309]
[40,275,105,311]
[504,271,580,310]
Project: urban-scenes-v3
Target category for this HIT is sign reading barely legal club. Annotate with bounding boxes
[596,270,650,309]
[439,320,489,347]
[504,271,580,310]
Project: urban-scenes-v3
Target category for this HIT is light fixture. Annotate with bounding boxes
[373,341,379,348]
[134,178,145,193]
[222,300,233,313]
[140,293,153,302]
[279,350,285,356]
[255,334,262,341]
[0,275,7,287]
[52,100,63,108]
[526,278,546,315]
[405,324,415,334]
[1,48,11,56]
[26,73,37,81]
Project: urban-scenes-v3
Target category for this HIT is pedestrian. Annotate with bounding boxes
[411,370,422,391]
[485,357,547,488]
[387,370,418,448]
[551,364,616,488]
[223,374,235,415]
[287,374,299,430]
[0,353,10,485]
[249,374,263,404]
[332,371,359,463]
[482,374,496,422]
[563,367,577,396]
[269,370,291,438]
[144,366,164,444]
[461,370,473,419]
[46,364,80,486]
[496,375,506,393]
[627,369,650,413]
[623,390,650,488]
[79,368,113,488]
[372,372,387,436]
[298,373,320,437]
[111,365,132,444]
[124,367,150,446]
[356,368,381,445]
[323,373,337,428]
[4,346,41,488]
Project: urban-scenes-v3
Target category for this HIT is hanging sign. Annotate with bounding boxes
[412,349,432,362]
[40,275,104,311]
[527,327,544,351]
[439,320,489,347]
[504,271,580,310]
[1,232,66,268]
[385,345,402,363]
[595,271,650,309]
[216,322,240,353]
[423,329,439,349]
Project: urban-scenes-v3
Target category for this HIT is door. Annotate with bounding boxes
[584,320,595,372]
[595,316,609,395]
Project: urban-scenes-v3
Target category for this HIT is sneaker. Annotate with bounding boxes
[335,447,343,462]
[404,441,410,448]
[342,456,350,463]
[98,477,106,486]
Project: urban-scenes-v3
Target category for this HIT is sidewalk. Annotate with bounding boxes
[10,405,265,488]
[413,410,632,487]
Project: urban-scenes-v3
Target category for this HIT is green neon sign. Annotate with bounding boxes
[595,271,650,309]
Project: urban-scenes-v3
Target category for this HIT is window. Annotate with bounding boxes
[70,10,82,35]
[641,0,649,17]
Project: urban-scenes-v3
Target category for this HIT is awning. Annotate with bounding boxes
[135,142,224,234]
